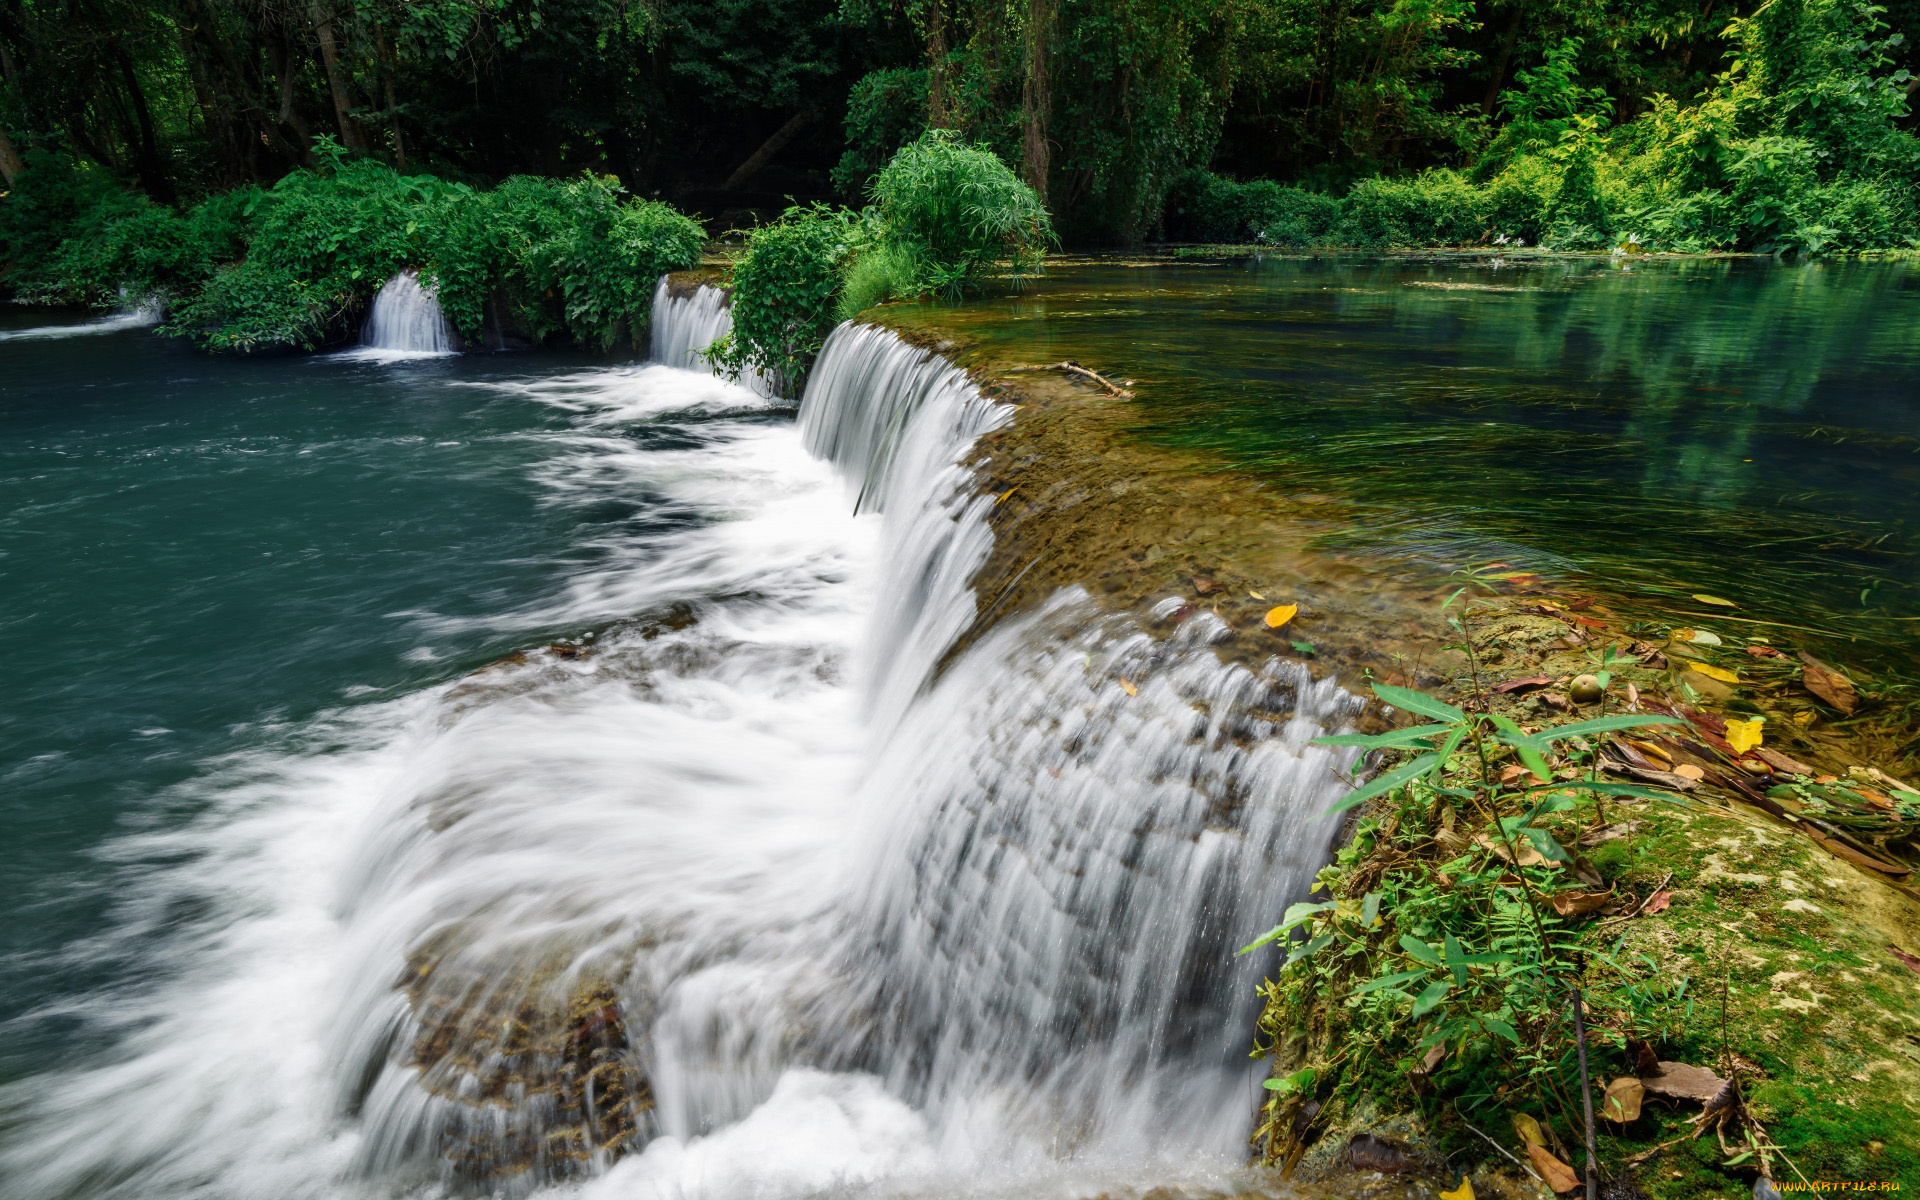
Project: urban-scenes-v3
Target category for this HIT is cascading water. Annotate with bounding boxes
[0,295,1362,1200]
[359,268,458,356]
[648,276,774,397]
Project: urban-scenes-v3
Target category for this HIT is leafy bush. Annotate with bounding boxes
[712,204,854,393]
[165,262,333,352]
[1163,171,1343,245]
[868,130,1053,295]
[835,238,918,322]
[1339,170,1488,246]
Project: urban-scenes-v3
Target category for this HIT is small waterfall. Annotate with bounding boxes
[648,276,774,396]
[360,269,457,355]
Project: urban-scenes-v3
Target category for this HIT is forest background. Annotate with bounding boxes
[2,0,1919,351]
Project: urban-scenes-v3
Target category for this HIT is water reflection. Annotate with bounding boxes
[913,255,1920,662]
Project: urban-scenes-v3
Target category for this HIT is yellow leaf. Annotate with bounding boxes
[1248,589,1266,600]
[1689,662,1740,684]
[1264,604,1298,629]
[995,486,1018,505]
[1692,593,1738,607]
[1441,1178,1477,1200]
[1118,678,1137,697]
[1726,717,1765,755]
[1513,1112,1546,1147]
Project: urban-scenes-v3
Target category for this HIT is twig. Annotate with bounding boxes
[1451,1104,1531,1172]
[1572,987,1599,1200]
[1596,870,1674,928]
[1007,359,1136,397]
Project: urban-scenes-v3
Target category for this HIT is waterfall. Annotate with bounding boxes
[360,269,457,356]
[0,305,1363,1200]
[648,276,774,396]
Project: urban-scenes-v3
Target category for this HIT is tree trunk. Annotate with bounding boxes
[0,122,23,185]
[309,1,368,151]
[721,108,811,191]
[1019,0,1051,202]
[926,0,951,130]
[113,44,177,202]
[373,23,404,165]
[1480,7,1525,115]
[269,33,315,162]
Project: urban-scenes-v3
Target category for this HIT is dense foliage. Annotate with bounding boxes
[1,139,703,351]
[2,0,1914,255]
[718,130,1052,391]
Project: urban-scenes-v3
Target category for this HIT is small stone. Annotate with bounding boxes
[1569,674,1605,704]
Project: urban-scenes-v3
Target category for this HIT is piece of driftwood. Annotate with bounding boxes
[1006,360,1135,397]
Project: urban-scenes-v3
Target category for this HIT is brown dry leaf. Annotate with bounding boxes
[1492,675,1556,695]
[1549,889,1613,917]
[1191,575,1221,595]
[1601,761,1699,792]
[1500,763,1546,786]
[1118,678,1138,697]
[1640,1061,1727,1103]
[1627,738,1673,765]
[1887,945,1920,976]
[1798,652,1859,715]
[1476,832,1550,868]
[1745,644,1785,659]
[1642,890,1674,914]
[1411,1042,1446,1079]
[1568,613,1608,630]
[1526,1143,1582,1193]
[1672,764,1705,781]
[1626,681,1641,709]
[1753,746,1815,776]
[1263,604,1299,629]
[1602,1076,1645,1123]
[1537,691,1573,713]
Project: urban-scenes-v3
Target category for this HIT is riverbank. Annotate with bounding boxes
[818,268,1920,1197]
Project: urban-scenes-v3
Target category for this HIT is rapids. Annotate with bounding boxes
[0,285,1360,1200]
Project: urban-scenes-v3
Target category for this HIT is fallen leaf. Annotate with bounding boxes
[1537,691,1573,712]
[1642,890,1673,914]
[1745,644,1784,659]
[1602,1076,1645,1123]
[1726,717,1765,755]
[1626,681,1640,709]
[1476,831,1551,868]
[1626,739,1674,765]
[1248,589,1266,600]
[1513,1113,1547,1146]
[1672,628,1722,646]
[1412,1043,1446,1079]
[1640,1061,1726,1103]
[1672,764,1705,781]
[1550,889,1613,917]
[1118,678,1137,697]
[1527,1143,1582,1194]
[1601,761,1699,791]
[1493,675,1556,695]
[1440,1177,1476,1200]
[1692,594,1738,607]
[1290,640,1316,654]
[1798,653,1859,715]
[1192,575,1221,595]
[1264,604,1298,629]
[1568,613,1608,630]
[1688,662,1741,684]
[1888,945,1920,976]
[995,486,1017,504]
[1752,746,1814,776]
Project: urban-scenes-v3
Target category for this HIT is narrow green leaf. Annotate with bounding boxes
[1410,979,1453,1018]
[1288,933,1335,964]
[1314,723,1454,749]
[1400,935,1443,966]
[1566,781,1691,802]
[1323,753,1444,816]
[1535,714,1684,743]
[1522,826,1573,864]
[1238,925,1286,955]
[1371,684,1466,724]
[1349,968,1430,996]
[1360,891,1383,928]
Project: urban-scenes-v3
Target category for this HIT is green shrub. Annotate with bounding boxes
[835,238,918,322]
[712,204,854,393]
[868,130,1053,295]
[165,262,333,352]
[1339,170,1487,246]
[1162,171,1342,245]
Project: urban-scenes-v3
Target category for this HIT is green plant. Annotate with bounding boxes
[868,130,1053,296]
[712,203,855,394]
[834,67,930,201]
[1245,570,1689,1169]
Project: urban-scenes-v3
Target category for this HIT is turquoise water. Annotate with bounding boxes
[0,320,638,1080]
[919,255,1920,660]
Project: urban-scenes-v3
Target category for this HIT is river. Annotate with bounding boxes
[0,287,1353,1199]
